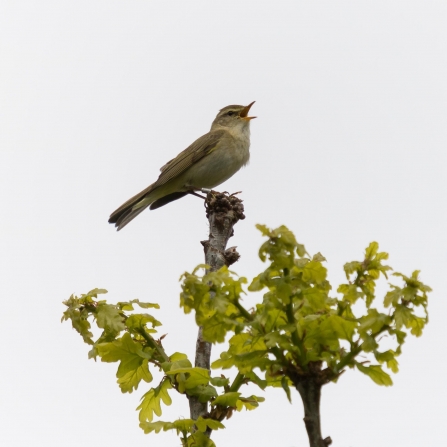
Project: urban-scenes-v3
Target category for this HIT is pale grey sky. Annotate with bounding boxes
[1,1,446,446]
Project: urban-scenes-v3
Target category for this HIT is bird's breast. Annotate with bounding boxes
[184,133,250,189]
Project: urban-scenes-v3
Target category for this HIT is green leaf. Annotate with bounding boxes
[304,315,340,353]
[170,352,189,362]
[343,261,361,279]
[211,352,235,370]
[166,367,210,389]
[255,224,270,237]
[118,358,153,393]
[338,283,362,305]
[187,384,218,402]
[184,368,211,389]
[356,363,393,386]
[361,334,379,352]
[394,304,413,330]
[320,315,357,342]
[384,286,402,308]
[170,357,193,371]
[62,310,94,345]
[97,333,153,393]
[392,300,427,336]
[210,376,230,387]
[312,252,327,262]
[173,418,195,432]
[126,313,161,332]
[394,329,407,345]
[275,279,293,304]
[96,304,126,333]
[296,243,307,257]
[375,350,399,373]
[195,416,225,432]
[248,274,264,291]
[137,380,172,422]
[245,371,267,389]
[236,395,265,411]
[394,304,427,335]
[358,309,391,334]
[212,392,241,407]
[139,420,174,434]
[118,299,160,311]
[61,295,94,345]
[187,431,216,447]
[302,260,327,285]
[281,376,291,402]
[365,241,379,259]
[85,288,108,298]
[87,329,119,359]
[409,316,426,336]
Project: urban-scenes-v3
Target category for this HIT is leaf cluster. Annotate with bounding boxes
[62,289,263,447]
[180,225,430,391]
[62,225,430,446]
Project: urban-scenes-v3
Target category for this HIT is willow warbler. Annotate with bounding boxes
[109,101,256,230]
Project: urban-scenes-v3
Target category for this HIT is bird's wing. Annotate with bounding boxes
[109,129,227,225]
[154,129,227,188]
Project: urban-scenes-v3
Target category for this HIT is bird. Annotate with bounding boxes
[108,101,256,230]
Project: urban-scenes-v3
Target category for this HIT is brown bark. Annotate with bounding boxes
[189,191,245,421]
[295,375,332,447]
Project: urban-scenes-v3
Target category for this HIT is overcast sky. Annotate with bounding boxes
[1,1,446,446]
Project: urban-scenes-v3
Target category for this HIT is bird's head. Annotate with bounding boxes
[211,101,256,130]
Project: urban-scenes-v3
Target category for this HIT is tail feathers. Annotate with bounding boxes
[109,181,158,230]
[109,186,190,230]
[109,195,154,230]
[112,204,149,231]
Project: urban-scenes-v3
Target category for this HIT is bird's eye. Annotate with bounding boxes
[226,111,236,116]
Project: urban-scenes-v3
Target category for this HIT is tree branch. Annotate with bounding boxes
[335,325,390,374]
[294,374,331,447]
[189,191,245,422]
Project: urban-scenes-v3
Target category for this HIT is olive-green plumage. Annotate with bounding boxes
[109,102,256,230]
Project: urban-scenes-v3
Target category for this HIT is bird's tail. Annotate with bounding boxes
[108,184,190,230]
[109,205,148,231]
[108,183,158,231]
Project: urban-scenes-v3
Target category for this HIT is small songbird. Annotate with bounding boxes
[109,102,256,230]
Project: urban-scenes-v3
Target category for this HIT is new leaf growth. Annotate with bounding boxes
[63,225,430,447]
[180,225,430,446]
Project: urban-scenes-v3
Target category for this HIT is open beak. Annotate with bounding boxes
[240,101,256,120]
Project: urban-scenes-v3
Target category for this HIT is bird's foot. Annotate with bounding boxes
[188,190,207,200]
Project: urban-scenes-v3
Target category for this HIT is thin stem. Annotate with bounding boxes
[136,328,169,362]
[285,302,307,368]
[335,344,361,374]
[234,298,253,321]
[229,372,246,392]
[335,326,389,374]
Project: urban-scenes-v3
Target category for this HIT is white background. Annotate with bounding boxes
[1,1,446,446]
